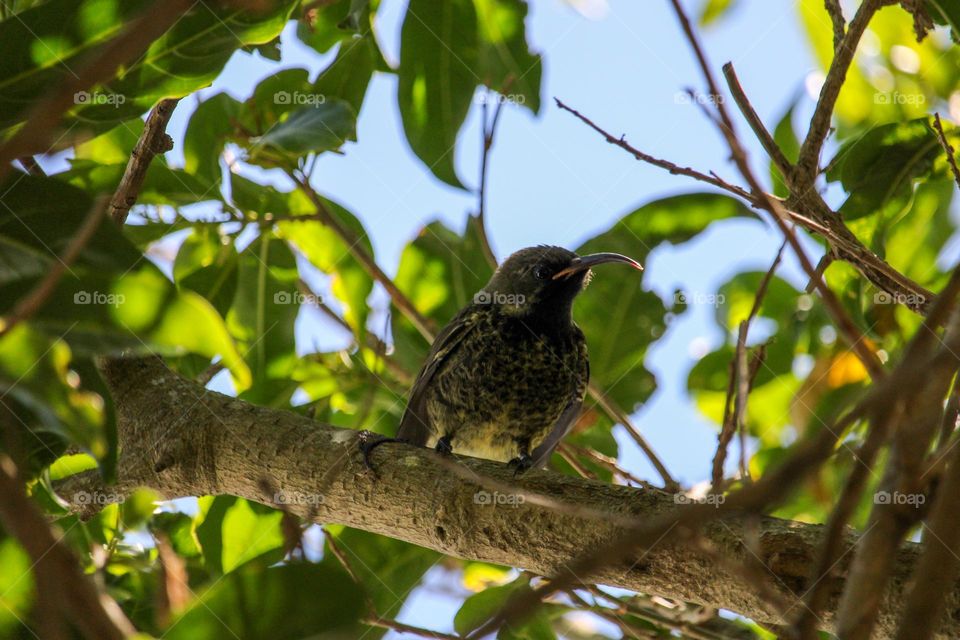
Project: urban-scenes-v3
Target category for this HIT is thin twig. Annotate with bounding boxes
[476,89,505,268]
[712,240,786,490]
[824,0,846,50]
[793,0,884,187]
[0,0,194,184]
[664,0,885,380]
[0,196,108,338]
[587,382,678,490]
[554,98,754,202]
[933,112,960,192]
[17,156,45,176]
[288,172,437,342]
[111,98,179,225]
[721,63,793,178]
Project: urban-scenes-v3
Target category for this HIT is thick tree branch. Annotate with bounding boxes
[53,356,960,639]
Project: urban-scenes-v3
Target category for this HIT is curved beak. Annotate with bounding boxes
[552,252,643,280]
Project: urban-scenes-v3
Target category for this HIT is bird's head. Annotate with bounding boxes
[478,245,642,321]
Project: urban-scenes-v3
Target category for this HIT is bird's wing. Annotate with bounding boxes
[397,306,483,446]
[531,331,589,468]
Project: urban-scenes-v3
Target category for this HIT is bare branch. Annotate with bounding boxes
[793,0,884,187]
[933,112,960,192]
[110,98,179,225]
[825,0,846,50]
[721,63,793,178]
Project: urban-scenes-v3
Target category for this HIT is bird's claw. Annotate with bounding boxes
[435,436,454,456]
[507,454,533,476]
[358,433,407,473]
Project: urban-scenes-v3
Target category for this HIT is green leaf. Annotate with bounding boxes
[226,233,299,404]
[827,119,943,220]
[296,0,372,54]
[474,0,542,113]
[0,539,33,635]
[699,0,740,26]
[398,0,479,188]
[313,36,379,115]
[277,189,374,335]
[574,193,753,409]
[321,528,440,619]
[173,225,239,316]
[770,101,800,198]
[195,496,285,575]
[455,576,532,635]
[165,562,364,639]
[0,0,298,146]
[248,100,357,167]
[392,220,494,371]
[183,92,245,185]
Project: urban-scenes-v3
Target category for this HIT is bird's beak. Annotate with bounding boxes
[552,252,643,280]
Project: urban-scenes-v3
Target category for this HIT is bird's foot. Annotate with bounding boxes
[435,435,454,456]
[507,454,533,476]
[358,432,407,472]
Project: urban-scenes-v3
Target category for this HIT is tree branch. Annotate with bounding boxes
[110,98,179,225]
[52,355,960,639]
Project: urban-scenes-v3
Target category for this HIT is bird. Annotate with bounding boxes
[364,245,643,472]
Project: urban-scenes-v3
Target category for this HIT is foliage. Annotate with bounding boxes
[0,0,958,637]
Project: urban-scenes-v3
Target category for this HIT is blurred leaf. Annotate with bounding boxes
[321,527,440,620]
[313,36,379,115]
[195,496,285,575]
[826,119,942,220]
[183,92,245,185]
[297,0,372,53]
[699,0,740,26]
[174,225,239,317]
[455,576,533,635]
[227,233,299,404]
[0,0,298,146]
[474,0,542,113]
[0,538,33,635]
[165,562,364,639]
[770,101,800,198]
[278,190,374,335]
[249,100,357,168]
[392,220,494,371]
[574,193,753,409]
[398,0,479,187]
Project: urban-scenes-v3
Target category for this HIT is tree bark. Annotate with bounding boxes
[57,356,957,639]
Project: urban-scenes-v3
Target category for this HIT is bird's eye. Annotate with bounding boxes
[533,265,550,280]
